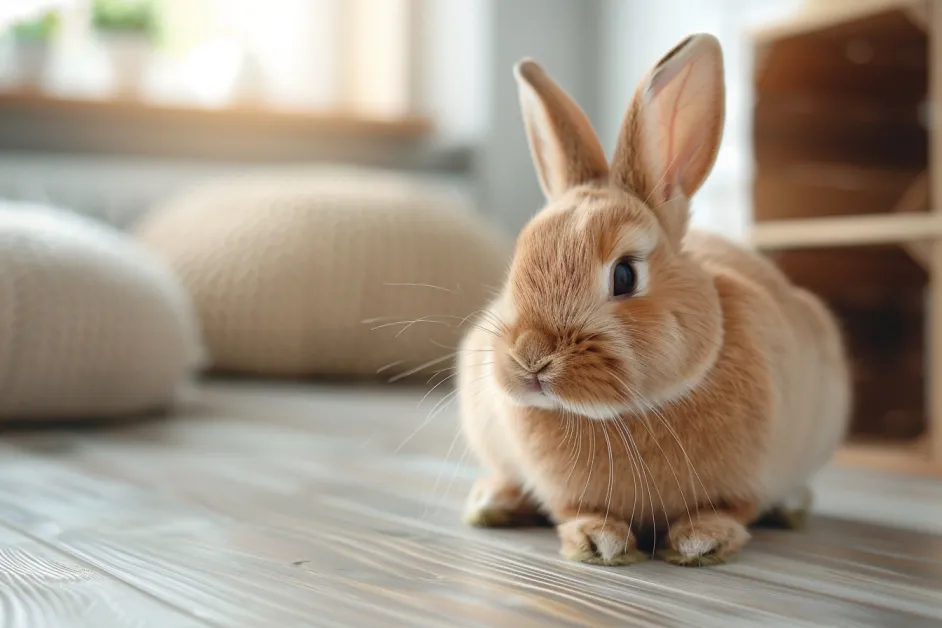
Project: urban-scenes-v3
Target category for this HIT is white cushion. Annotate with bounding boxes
[0,202,205,420]
[134,168,511,378]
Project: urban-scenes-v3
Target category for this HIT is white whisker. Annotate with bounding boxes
[375,360,404,374]
[383,281,460,293]
[388,353,457,383]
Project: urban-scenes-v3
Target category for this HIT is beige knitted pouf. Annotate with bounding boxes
[134,168,511,379]
[0,202,205,421]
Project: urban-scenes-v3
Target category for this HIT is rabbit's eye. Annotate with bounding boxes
[612,259,637,298]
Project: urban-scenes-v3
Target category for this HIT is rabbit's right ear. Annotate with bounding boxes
[610,34,725,245]
[514,59,609,202]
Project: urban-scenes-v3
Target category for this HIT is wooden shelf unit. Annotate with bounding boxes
[748,0,942,476]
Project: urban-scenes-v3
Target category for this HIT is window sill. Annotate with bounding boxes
[0,90,435,163]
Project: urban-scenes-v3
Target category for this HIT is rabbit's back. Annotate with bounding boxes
[684,229,851,507]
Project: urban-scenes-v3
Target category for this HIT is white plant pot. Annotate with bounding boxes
[10,41,51,90]
[100,33,151,96]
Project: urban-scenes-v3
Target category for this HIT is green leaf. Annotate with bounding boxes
[91,0,158,37]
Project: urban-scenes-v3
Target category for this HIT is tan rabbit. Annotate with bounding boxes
[457,33,851,567]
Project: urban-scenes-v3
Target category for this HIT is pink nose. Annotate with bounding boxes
[526,374,543,392]
[511,329,553,373]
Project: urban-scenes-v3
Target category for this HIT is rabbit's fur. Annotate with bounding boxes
[457,34,850,566]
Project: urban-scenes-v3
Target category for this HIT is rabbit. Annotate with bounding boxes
[456,33,851,567]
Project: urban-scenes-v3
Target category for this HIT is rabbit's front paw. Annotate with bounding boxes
[660,511,751,566]
[463,477,548,528]
[757,486,813,530]
[557,516,647,566]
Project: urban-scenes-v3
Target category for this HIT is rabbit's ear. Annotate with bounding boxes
[611,34,725,240]
[514,59,609,201]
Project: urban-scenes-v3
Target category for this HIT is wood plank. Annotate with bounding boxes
[753,167,920,222]
[812,465,942,533]
[3,382,942,625]
[751,213,942,250]
[751,0,927,43]
[1,382,941,625]
[890,170,932,267]
[753,99,926,170]
[928,0,942,469]
[0,445,766,627]
[0,522,204,627]
[835,440,940,477]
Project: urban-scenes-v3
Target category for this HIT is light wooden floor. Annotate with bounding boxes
[1,381,941,627]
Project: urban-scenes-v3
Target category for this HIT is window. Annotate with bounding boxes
[0,0,417,120]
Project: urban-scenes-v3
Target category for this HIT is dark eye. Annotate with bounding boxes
[612,259,637,298]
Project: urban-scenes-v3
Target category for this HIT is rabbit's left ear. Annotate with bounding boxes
[611,34,725,235]
[514,59,609,202]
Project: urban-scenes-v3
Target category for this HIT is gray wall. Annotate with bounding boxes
[476,0,604,235]
[477,0,802,240]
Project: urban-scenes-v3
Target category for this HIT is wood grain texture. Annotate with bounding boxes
[0,523,204,627]
[1,380,941,627]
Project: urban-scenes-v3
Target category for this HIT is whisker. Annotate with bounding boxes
[618,413,667,555]
[395,316,454,339]
[612,375,693,528]
[424,424,465,519]
[429,338,494,354]
[564,408,583,487]
[436,440,473,517]
[369,318,451,333]
[394,388,458,453]
[599,418,615,531]
[636,389,716,519]
[375,360,404,374]
[383,282,460,294]
[418,371,460,408]
[388,353,456,384]
[427,366,456,384]
[608,416,641,540]
[576,416,596,518]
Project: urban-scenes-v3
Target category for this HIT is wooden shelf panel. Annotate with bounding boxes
[754,100,926,169]
[751,0,928,44]
[835,439,939,476]
[767,247,926,309]
[753,167,922,221]
[751,213,942,250]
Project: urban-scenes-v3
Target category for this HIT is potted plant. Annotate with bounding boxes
[91,0,157,95]
[7,11,59,89]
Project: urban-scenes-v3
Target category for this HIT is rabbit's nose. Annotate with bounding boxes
[510,330,554,373]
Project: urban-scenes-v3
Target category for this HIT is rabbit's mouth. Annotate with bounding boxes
[495,360,560,410]
[525,373,544,393]
[500,367,635,421]
[494,336,640,420]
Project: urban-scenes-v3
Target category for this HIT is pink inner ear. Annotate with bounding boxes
[648,58,699,200]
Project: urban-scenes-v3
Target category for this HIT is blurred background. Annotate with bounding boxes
[0,0,938,475]
[0,0,802,234]
[1,5,940,622]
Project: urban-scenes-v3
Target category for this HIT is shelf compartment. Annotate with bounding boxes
[750,1,939,475]
[751,213,942,250]
[835,438,938,477]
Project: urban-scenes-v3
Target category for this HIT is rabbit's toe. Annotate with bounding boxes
[660,511,750,566]
[557,517,647,566]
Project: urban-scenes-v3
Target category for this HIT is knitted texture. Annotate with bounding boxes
[0,202,205,420]
[134,168,512,378]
